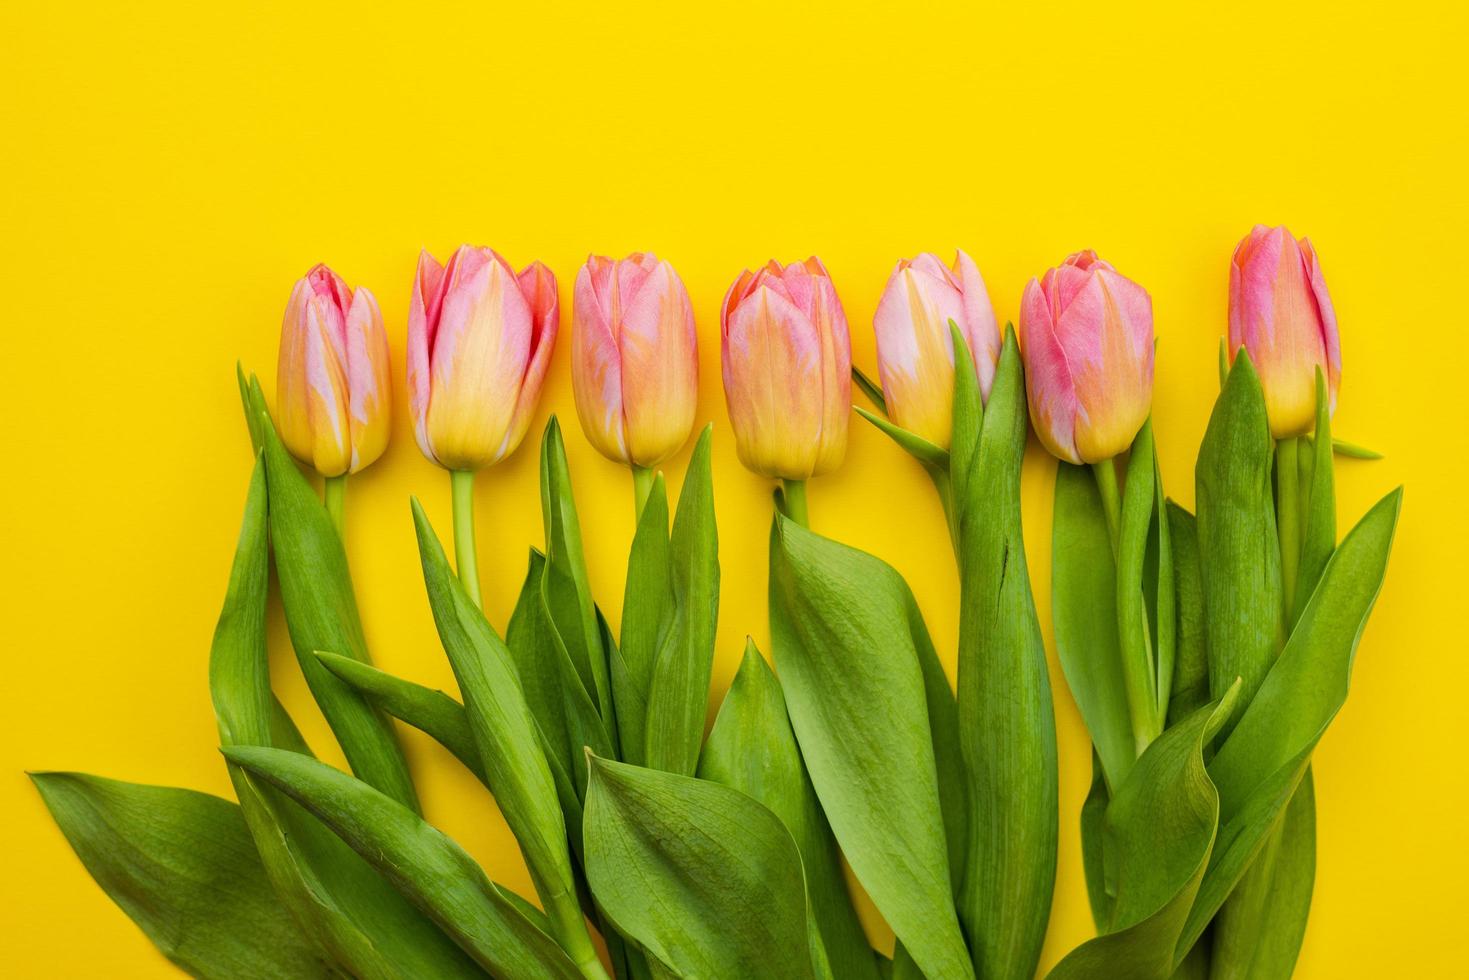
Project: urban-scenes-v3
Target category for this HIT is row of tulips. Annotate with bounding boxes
[32,226,1395,980]
[277,228,1338,513]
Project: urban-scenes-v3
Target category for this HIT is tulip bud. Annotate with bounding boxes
[1228,225,1341,438]
[721,258,852,481]
[407,245,559,471]
[571,253,698,468]
[1019,251,1154,464]
[275,263,391,477]
[873,250,1000,448]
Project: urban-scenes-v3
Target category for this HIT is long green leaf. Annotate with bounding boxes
[245,380,417,811]
[211,458,481,979]
[32,772,335,979]
[1295,369,1336,626]
[855,406,950,469]
[1048,687,1238,980]
[540,418,614,723]
[906,586,969,885]
[1053,462,1134,791]
[698,641,878,980]
[584,755,819,979]
[770,519,972,980]
[508,549,575,773]
[951,326,1057,980]
[411,497,597,969]
[1195,351,1283,734]
[223,746,582,979]
[643,425,719,775]
[1079,751,1113,929]
[616,473,671,767]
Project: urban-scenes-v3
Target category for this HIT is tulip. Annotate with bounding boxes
[408,245,559,472]
[1228,224,1341,440]
[407,245,559,607]
[1019,250,1154,467]
[276,263,392,480]
[571,253,698,483]
[872,250,1000,448]
[721,258,851,519]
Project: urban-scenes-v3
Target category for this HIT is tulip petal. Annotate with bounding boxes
[276,277,318,467]
[344,286,391,473]
[1300,237,1341,411]
[499,261,560,463]
[408,249,446,463]
[572,260,629,463]
[1057,270,1153,463]
[1019,277,1082,464]
[619,260,699,466]
[806,270,851,477]
[301,294,351,476]
[953,250,1001,399]
[873,261,965,448]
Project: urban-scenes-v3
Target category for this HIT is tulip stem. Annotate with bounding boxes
[1277,437,1301,616]
[323,475,346,537]
[781,479,810,528]
[1091,460,1122,555]
[631,465,655,522]
[450,470,483,609]
[927,466,962,558]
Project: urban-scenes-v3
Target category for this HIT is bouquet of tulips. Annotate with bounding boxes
[32,230,1398,980]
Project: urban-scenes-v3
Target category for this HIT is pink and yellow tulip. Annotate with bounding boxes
[407,245,559,471]
[721,258,851,481]
[571,252,698,468]
[1228,224,1341,438]
[873,250,1000,448]
[1019,251,1154,464]
[276,263,391,477]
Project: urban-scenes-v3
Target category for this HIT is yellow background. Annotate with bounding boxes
[2,1,1465,975]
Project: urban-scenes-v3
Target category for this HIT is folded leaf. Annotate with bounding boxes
[852,364,888,413]
[32,772,334,980]
[509,550,576,773]
[616,473,671,767]
[210,460,480,979]
[540,418,614,723]
[412,498,597,969]
[315,651,480,778]
[699,641,878,980]
[223,746,583,979]
[951,327,1057,980]
[1195,351,1283,734]
[245,380,418,811]
[643,426,719,775]
[1179,489,1402,954]
[583,755,819,979]
[855,406,950,469]
[770,519,972,980]
[1048,686,1238,980]
[1164,504,1209,725]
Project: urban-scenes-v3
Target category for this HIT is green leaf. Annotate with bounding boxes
[1164,503,1209,725]
[245,380,418,811]
[412,498,597,967]
[32,772,335,979]
[1195,350,1283,734]
[315,652,481,779]
[906,586,969,885]
[1295,370,1336,626]
[584,754,819,979]
[855,406,950,469]
[540,418,614,723]
[1331,438,1383,459]
[210,459,481,980]
[508,550,575,772]
[951,326,1057,980]
[1053,462,1134,791]
[1079,751,1114,929]
[616,474,672,767]
[1048,687,1238,980]
[643,425,719,775]
[698,641,878,980]
[852,364,888,412]
[770,519,972,980]
[223,746,584,979]
[1180,488,1402,955]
